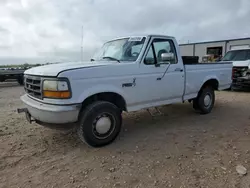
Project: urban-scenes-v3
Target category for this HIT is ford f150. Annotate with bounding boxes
[18,34,232,147]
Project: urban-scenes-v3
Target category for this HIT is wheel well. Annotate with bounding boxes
[201,79,219,90]
[81,92,127,112]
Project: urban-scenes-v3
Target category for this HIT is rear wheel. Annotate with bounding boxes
[193,86,215,114]
[77,101,122,147]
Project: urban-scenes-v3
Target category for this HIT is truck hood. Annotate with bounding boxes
[24,61,115,76]
[223,60,250,67]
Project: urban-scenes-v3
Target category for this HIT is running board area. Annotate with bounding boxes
[147,107,163,117]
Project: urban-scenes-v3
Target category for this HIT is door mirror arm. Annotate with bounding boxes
[155,62,170,67]
[155,63,160,67]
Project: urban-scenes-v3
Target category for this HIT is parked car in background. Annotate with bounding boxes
[221,48,250,89]
[0,68,25,85]
[18,34,232,147]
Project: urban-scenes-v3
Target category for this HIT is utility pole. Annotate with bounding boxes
[81,26,83,62]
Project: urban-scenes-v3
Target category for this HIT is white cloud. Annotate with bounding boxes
[0,0,249,64]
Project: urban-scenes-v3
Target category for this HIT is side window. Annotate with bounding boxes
[153,39,177,64]
[144,46,155,65]
[143,38,177,65]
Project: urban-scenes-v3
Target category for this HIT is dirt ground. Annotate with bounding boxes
[0,82,250,188]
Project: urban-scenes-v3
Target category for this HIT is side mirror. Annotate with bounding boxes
[161,53,175,62]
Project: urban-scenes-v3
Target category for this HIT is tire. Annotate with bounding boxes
[193,86,215,114]
[0,76,5,82]
[18,76,24,85]
[77,101,122,147]
[192,99,199,111]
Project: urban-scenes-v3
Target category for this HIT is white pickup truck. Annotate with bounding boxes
[18,34,232,147]
[221,48,250,89]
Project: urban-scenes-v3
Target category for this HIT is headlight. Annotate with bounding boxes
[242,68,250,77]
[247,69,250,76]
[242,70,247,77]
[43,80,71,99]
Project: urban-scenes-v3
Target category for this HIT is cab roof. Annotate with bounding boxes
[110,34,175,41]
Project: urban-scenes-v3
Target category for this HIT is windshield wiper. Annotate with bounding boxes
[102,56,120,63]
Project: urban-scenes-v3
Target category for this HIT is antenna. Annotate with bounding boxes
[81,25,83,62]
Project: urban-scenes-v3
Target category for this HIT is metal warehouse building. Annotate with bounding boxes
[179,37,250,62]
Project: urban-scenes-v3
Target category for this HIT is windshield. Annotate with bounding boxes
[222,49,250,61]
[92,37,146,62]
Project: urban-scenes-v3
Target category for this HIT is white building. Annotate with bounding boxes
[179,37,250,62]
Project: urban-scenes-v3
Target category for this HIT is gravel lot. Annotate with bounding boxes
[0,82,250,188]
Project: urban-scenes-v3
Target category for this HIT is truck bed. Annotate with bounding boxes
[0,69,25,84]
[0,69,25,75]
[183,62,232,100]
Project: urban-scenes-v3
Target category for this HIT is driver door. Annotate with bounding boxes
[135,37,185,107]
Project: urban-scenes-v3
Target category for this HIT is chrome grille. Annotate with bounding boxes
[24,75,42,99]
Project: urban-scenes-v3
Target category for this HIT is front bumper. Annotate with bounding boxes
[19,94,81,126]
[232,75,250,88]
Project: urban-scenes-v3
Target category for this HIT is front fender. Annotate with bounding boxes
[77,84,128,104]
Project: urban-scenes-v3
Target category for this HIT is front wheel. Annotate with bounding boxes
[77,101,122,147]
[193,86,215,114]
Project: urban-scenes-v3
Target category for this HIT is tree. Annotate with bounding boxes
[23,63,29,69]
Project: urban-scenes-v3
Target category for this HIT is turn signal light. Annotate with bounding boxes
[43,91,71,99]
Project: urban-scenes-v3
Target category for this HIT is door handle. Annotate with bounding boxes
[175,68,183,72]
